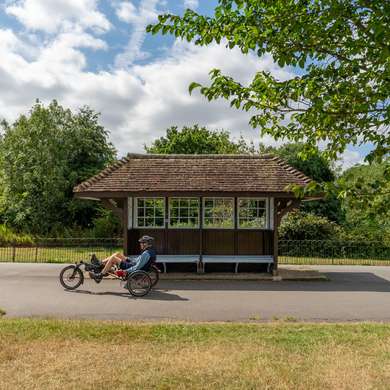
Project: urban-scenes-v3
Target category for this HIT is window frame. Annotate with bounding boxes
[168,197,200,229]
[202,197,235,230]
[237,197,269,230]
[134,197,166,229]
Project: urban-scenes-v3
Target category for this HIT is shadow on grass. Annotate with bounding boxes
[65,288,188,301]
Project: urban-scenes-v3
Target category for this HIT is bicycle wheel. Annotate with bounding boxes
[59,265,84,290]
[149,266,160,287]
[127,271,152,297]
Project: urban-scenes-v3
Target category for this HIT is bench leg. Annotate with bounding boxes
[163,263,167,273]
[235,263,239,273]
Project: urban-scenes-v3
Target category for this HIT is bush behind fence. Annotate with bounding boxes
[0,238,389,265]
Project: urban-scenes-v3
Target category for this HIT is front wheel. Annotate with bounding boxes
[127,271,152,297]
[59,265,84,290]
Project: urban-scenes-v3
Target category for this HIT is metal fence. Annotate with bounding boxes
[0,238,123,263]
[0,238,389,265]
[279,240,390,265]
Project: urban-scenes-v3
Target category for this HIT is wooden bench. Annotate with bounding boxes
[201,255,274,273]
[156,255,201,273]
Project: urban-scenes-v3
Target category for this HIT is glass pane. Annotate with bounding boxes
[203,198,233,228]
[190,199,199,208]
[144,208,154,218]
[154,199,164,208]
[138,199,144,208]
[204,199,214,209]
[179,199,189,208]
[189,208,199,218]
[145,217,154,226]
[155,207,164,218]
[170,217,179,226]
[170,199,179,208]
[155,217,164,227]
[137,218,145,227]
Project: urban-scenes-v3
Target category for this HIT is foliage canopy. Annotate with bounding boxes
[145,124,255,154]
[148,0,389,163]
[0,100,116,234]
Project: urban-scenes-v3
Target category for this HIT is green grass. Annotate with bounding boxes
[0,308,5,317]
[1,319,390,389]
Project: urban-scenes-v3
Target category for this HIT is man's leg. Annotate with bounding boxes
[100,253,126,275]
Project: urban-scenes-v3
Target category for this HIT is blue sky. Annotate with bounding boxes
[0,0,365,168]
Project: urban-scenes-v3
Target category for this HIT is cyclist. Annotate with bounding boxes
[92,235,156,282]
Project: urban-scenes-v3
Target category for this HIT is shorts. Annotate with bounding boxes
[119,259,133,270]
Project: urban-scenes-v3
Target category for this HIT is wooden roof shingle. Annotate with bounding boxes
[73,154,312,194]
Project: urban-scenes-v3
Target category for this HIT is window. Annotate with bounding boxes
[203,197,234,228]
[238,198,267,229]
[169,198,200,228]
[135,198,165,228]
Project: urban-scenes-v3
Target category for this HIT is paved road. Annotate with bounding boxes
[1,263,390,322]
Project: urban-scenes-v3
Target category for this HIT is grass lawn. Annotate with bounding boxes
[1,319,390,390]
[0,247,389,266]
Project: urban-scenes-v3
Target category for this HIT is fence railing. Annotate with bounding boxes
[0,239,389,265]
[279,240,390,265]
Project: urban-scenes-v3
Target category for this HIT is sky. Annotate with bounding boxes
[0,0,365,169]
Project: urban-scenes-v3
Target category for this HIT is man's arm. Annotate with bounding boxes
[125,251,151,272]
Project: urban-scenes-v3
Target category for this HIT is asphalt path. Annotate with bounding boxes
[1,263,390,322]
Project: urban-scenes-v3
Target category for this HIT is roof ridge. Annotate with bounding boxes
[272,156,312,184]
[124,153,275,159]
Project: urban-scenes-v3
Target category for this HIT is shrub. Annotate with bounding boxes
[279,211,342,240]
[0,224,35,245]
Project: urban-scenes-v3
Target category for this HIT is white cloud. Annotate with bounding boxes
[6,0,110,33]
[114,0,161,67]
[184,0,199,9]
[337,150,364,171]
[0,3,296,157]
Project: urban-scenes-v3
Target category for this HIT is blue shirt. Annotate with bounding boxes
[125,251,151,272]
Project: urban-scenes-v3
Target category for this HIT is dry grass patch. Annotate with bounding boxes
[0,308,5,317]
[0,320,390,390]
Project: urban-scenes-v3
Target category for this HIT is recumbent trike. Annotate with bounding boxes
[59,254,160,297]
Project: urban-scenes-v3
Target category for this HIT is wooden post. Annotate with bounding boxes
[198,196,204,273]
[273,200,279,275]
[12,245,16,262]
[35,246,38,263]
[123,198,128,255]
[234,197,238,256]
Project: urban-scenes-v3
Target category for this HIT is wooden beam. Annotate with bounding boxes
[123,198,128,256]
[101,199,124,222]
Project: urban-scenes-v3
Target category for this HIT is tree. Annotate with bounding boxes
[260,143,345,223]
[0,100,116,234]
[339,161,390,241]
[145,125,255,154]
[148,1,389,163]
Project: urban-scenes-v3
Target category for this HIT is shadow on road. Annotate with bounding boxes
[65,289,188,301]
[155,272,390,292]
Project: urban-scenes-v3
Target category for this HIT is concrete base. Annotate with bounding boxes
[159,267,328,281]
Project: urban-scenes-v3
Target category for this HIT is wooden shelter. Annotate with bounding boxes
[74,154,313,274]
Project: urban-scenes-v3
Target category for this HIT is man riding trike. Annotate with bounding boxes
[59,235,160,297]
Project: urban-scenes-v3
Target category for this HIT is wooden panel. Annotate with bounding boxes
[236,230,264,255]
[203,230,235,255]
[264,230,274,255]
[127,229,165,255]
[167,230,200,255]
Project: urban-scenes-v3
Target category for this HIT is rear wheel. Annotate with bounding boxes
[149,265,160,287]
[59,265,84,290]
[127,271,152,297]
